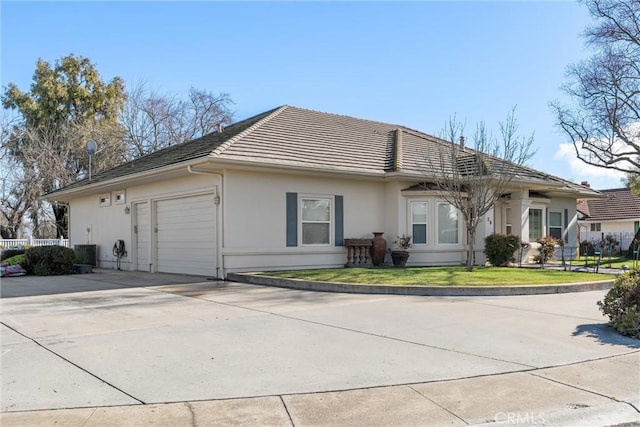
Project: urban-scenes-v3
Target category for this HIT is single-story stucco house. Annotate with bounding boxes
[578,187,640,252]
[45,106,601,278]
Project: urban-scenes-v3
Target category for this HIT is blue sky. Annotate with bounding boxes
[1,1,625,189]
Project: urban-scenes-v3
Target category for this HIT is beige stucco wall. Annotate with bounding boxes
[221,170,388,272]
[66,166,586,275]
[69,173,220,270]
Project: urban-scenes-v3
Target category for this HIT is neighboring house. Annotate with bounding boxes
[577,187,640,252]
[45,106,601,278]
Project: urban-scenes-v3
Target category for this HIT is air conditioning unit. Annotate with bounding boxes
[74,244,97,267]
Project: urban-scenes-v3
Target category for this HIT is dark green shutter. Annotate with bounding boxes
[286,192,298,247]
[564,209,569,242]
[335,195,344,246]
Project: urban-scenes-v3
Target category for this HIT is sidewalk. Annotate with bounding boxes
[2,352,638,426]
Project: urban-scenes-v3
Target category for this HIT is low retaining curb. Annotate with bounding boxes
[227,273,615,296]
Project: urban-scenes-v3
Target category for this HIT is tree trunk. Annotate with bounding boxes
[466,230,475,272]
[52,203,68,239]
[1,225,16,239]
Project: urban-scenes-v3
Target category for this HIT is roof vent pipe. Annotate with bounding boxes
[217,123,224,133]
[459,136,465,149]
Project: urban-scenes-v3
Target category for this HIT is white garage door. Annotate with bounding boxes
[155,193,216,276]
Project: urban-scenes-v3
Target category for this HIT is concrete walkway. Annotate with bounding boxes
[1,270,639,426]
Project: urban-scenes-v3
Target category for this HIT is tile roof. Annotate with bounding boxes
[47,105,601,198]
[49,108,279,194]
[212,105,396,174]
[579,188,640,221]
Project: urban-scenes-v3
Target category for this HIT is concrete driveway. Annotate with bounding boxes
[1,269,639,425]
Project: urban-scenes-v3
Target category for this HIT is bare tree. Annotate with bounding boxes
[1,120,126,238]
[0,113,35,238]
[551,0,640,175]
[0,163,41,239]
[121,83,234,159]
[428,108,535,272]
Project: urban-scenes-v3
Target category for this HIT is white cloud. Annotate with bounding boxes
[553,142,627,189]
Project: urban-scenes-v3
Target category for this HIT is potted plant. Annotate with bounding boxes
[391,235,412,267]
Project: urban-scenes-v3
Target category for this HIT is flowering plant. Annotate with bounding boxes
[394,234,412,250]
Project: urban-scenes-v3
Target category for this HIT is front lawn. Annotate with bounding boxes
[263,266,611,287]
[552,256,638,269]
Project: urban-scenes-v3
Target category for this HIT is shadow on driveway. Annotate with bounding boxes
[572,323,640,348]
[0,269,212,298]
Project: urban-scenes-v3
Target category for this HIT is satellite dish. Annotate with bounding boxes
[87,140,98,155]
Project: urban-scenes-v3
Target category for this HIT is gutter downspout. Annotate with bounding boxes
[187,165,225,280]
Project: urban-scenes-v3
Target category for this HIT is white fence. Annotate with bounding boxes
[0,238,69,249]
[580,231,636,254]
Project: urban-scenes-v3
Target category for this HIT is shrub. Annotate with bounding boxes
[598,270,640,338]
[604,234,619,255]
[1,248,25,261]
[484,234,521,266]
[535,236,558,266]
[25,245,74,276]
[580,240,595,257]
[3,254,27,267]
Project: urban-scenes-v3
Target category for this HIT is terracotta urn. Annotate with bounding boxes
[370,232,387,266]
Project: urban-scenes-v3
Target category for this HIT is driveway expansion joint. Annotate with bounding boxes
[408,385,470,425]
[3,274,636,422]
[529,372,639,412]
[279,395,295,427]
[0,321,146,407]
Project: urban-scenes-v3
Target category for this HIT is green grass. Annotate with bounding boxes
[263,266,611,287]
[551,256,638,269]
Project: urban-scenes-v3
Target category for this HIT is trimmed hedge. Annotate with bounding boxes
[484,234,521,266]
[598,270,640,338]
[25,245,74,276]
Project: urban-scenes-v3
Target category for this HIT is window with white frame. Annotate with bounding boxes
[505,207,513,235]
[301,197,331,245]
[549,211,563,241]
[411,201,428,244]
[529,208,543,242]
[437,202,459,244]
[590,223,601,232]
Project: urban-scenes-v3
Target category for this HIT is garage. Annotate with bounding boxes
[133,201,150,272]
[155,193,217,276]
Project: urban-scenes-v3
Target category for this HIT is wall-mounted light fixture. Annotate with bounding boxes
[124,206,130,214]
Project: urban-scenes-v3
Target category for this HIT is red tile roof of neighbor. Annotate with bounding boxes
[578,188,640,221]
